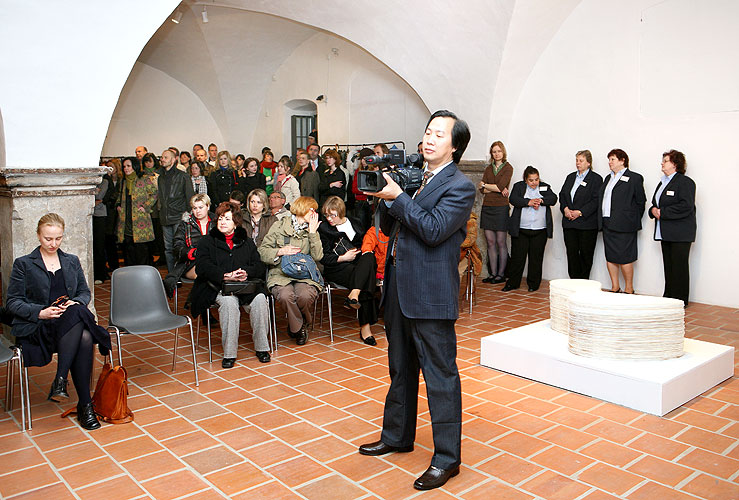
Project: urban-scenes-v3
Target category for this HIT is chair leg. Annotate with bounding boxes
[268,295,278,353]
[172,325,179,372]
[326,286,334,343]
[173,285,178,315]
[187,317,199,387]
[206,308,212,364]
[16,351,26,432]
[5,362,12,411]
[23,365,31,431]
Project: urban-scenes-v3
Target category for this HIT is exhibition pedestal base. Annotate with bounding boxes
[480,320,734,416]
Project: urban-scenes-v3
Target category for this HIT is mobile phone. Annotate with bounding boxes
[51,295,69,308]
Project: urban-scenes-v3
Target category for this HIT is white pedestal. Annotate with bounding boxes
[480,320,734,416]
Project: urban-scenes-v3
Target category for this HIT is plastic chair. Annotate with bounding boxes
[314,281,349,343]
[173,277,195,315]
[1,343,31,431]
[108,266,199,386]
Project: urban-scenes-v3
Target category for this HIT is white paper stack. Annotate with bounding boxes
[549,279,603,335]
[568,292,685,360]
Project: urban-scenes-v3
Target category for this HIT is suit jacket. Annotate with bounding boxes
[507,180,558,238]
[558,170,603,230]
[597,169,646,232]
[648,172,696,242]
[6,248,91,338]
[380,162,475,320]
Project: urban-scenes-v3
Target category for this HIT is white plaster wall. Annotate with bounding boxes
[102,63,225,156]
[506,0,739,307]
[252,33,429,157]
[0,1,180,168]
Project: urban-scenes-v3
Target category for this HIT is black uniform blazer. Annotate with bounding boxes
[597,169,646,232]
[6,248,91,338]
[648,173,696,242]
[508,180,558,238]
[190,226,267,318]
[558,170,603,230]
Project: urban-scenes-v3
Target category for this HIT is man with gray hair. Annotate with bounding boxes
[269,191,289,219]
[158,149,195,273]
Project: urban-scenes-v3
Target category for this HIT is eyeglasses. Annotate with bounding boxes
[324,213,338,219]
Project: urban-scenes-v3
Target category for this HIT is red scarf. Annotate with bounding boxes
[225,232,235,249]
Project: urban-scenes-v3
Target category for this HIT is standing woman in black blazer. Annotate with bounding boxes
[648,149,696,305]
[502,166,558,292]
[558,150,603,279]
[598,149,646,294]
[6,213,112,430]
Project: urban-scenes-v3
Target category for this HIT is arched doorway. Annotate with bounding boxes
[283,99,317,159]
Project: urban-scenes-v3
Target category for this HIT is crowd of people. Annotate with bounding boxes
[96,141,395,368]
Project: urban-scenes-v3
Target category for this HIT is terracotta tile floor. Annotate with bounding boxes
[1,278,737,499]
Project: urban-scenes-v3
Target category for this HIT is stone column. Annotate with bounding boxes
[0,166,107,329]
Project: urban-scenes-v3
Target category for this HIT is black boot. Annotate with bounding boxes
[48,376,69,402]
[77,402,101,430]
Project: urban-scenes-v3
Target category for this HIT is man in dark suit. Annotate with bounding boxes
[358,110,475,490]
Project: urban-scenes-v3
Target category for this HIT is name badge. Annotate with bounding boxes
[580,181,587,186]
[540,186,548,192]
[619,176,630,182]
[666,190,675,196]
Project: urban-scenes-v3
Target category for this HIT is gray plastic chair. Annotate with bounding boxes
[1,343,31,431]
[108,266,199,386]
[314,281,346,343]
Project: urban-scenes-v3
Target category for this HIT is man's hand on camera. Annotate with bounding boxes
[364,173,403,200]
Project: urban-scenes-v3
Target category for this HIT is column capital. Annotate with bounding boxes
[0,166,108,197]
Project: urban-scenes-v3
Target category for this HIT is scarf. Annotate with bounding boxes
[291,214,309,234]
[191,176,207,194]
[125,171,137,193]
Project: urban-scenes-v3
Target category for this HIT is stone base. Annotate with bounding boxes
[480,320,734,416]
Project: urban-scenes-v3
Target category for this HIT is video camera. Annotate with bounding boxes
[355,150,424,193]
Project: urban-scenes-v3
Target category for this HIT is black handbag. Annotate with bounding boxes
[209,279,265,296]
[332,236,355,257]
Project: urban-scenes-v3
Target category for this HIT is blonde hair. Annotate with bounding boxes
[217,150,233,168]
[290,196,318,217]
[247,189,271,216]
[190,193,211,207]
[37,213,65,234]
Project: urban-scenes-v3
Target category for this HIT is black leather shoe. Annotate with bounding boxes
[255,351,271,363]
[413,465,460,490]
[493,275,506,284]
[501,284,518,292]
[360,333,377,346]
[481,276,495,284]
[344,297,360,310]
[358,440,414,456]
[77,402,101,431]
[221,358,236,369]
[528,286,539,292]
[48,376,69,402]
[295,327,308,346]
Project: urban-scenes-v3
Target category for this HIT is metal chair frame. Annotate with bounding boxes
[462,251,476,314]
[2,344,31,432]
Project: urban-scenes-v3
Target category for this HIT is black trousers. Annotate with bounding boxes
[323,253,378,326]
[92,216,108,281]
[563,228,598,279]
[122,236,150,266]
[380,263,461,469]
[506,228,548,289]
[661,240,691,305]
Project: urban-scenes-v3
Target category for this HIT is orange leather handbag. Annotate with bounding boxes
[91,362,134,424]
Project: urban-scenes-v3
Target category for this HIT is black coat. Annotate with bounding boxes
[157,166,196,225]
[237,173,267,197]
[190,226,266,318]
[597,169,646,232]
[318,168,347,205]
[558,170,603,230]
[169,212,215,280]
[208,168,238,207]
[648,172,696,242]
[6,248,91,338]
[508,180,558,238]
[318,217,365,273]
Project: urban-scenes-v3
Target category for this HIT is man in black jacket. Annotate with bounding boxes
[158,149,195,273]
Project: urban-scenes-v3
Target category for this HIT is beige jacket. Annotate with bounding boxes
[258,215,324,291]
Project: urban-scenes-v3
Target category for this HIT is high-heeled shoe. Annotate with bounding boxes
[48,376,69,402]
[344,297,360,310]
[360,332,377,346]
[77,402,101,430]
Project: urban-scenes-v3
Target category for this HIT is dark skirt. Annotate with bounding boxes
[480,205,509,231]
[602,219,638,264]
[17,304,112,367]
